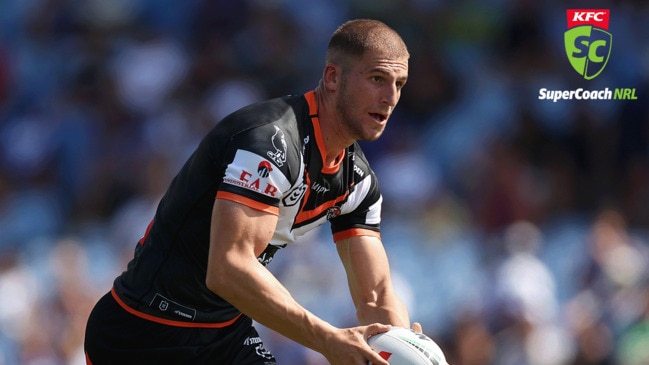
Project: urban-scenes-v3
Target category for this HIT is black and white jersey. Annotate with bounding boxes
[112,91,383,326]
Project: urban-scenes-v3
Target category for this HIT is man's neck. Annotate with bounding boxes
[313,85,353,167]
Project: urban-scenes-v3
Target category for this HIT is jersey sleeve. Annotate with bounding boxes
[329,172,382,242]
[216,124,295,216]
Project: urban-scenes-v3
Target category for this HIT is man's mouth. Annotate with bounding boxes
[370,112,388,123]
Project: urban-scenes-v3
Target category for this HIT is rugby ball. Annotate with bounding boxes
[368,327,448,365]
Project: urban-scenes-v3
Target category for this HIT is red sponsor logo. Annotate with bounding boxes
[567,9,610,30]
[238,170,278,197]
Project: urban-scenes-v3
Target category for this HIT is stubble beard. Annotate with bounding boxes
[335,79,384,142]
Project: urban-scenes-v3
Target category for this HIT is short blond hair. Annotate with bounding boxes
[325,19,409,69]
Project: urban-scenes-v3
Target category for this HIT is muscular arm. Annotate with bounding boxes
[336,235,410,327]
[205,198,390,365]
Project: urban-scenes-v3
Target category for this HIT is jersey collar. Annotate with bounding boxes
[304,90,345,174]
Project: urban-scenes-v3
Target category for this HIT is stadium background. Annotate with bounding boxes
[0,0,648,364]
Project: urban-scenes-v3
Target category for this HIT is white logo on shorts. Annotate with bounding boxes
[255,344,274,360]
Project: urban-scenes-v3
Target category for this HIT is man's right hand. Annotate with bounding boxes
[321,323,391,365]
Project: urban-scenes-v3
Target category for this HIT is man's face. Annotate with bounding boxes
[335,50,409,142]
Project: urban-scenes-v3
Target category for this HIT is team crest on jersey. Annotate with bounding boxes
[326,206,342,220]
[267,126,287,167]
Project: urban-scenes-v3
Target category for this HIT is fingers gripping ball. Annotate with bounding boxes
[368,327,448,365]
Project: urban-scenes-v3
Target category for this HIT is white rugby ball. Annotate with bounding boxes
[368,327,448,365]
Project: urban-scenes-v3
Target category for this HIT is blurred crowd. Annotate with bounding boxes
[1,0,648,364]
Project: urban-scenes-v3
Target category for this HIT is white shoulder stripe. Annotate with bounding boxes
[222,149,291,199]
[340,176,381,225]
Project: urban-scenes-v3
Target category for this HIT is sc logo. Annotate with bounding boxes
[564,26,612,80]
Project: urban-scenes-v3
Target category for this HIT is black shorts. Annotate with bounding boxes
[84,292,277,365]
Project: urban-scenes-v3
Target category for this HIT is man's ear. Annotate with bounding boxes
[322,63,341,92]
